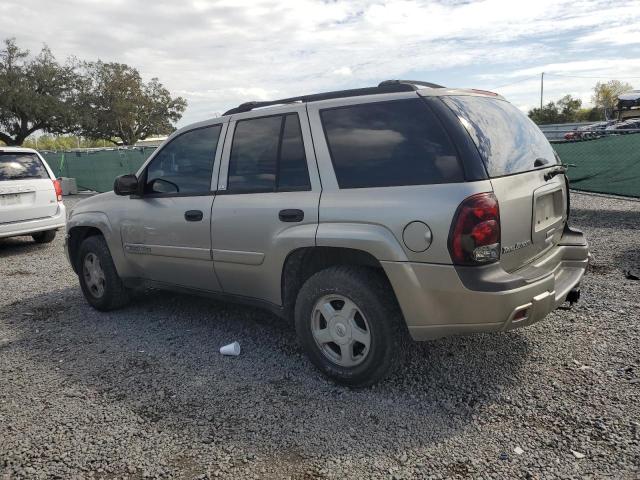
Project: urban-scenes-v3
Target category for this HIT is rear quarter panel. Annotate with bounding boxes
[306,95,494,263]
[315,183,494,263]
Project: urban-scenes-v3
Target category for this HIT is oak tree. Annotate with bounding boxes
[0,39,79,145]
[77,62,187,145]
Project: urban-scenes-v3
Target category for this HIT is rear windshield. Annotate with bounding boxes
[442,96,558,177]
[0,153,50,181]
[320,99,464,189]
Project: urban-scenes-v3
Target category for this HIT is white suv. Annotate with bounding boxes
[0,147,66,243]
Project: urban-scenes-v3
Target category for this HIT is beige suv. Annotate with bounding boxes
[65,80,590,387]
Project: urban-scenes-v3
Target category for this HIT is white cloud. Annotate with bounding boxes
[574,22,640,46]
[333,67,353,76]
[2,0,639,125]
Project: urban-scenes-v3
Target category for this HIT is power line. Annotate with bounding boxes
[489,72,640,90]
[489,75,540,90]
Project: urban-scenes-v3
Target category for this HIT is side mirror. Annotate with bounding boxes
[114,174,139,196]
[149,178,179,194]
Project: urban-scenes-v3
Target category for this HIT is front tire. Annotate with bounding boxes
[77,235,130,311]
[294,266,405,388]
[32,230,56,243]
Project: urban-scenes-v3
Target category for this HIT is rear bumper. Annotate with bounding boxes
[382,226,589,341]
[0,204,66,239]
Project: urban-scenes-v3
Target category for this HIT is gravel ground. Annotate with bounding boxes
[1,192,639,479]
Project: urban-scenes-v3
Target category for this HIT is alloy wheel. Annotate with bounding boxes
[311,294,371,367]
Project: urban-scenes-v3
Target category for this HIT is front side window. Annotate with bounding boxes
[227,113,311,193]
[0,153,50,181]
[320,99,464,189]
[145,125,222,194]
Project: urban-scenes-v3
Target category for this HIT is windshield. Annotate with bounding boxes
[0,153,50,181]
[442,96,558,177]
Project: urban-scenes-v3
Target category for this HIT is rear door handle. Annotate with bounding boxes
[279,209,304,222]
[185,210,203,222]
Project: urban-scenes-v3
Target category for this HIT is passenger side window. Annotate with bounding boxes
[145,125,222,195]
[320,99,464,189]
[227,114,310,193]
[278,115,311,190]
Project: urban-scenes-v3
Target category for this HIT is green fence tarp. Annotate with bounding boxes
[41,147,155,193]
[39,135,640,197]
[554,134,640,198]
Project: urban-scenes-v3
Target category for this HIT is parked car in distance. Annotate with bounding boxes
[65,81,590,387]
[563,121,615,141]
[563,130,580,141]
[615,118,640,133]
[0,147,66,243]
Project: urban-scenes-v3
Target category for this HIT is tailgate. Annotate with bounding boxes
[491,171,567,272]
[0,179,58,223]
[0,151,58,224]
[441,94,568,272]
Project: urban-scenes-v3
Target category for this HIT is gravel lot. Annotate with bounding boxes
[1,192,639,479]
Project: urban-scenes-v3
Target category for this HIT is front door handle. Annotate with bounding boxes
[279,209,304,222]
[185,210,203,222]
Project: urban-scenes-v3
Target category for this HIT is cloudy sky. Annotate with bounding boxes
[4,0,640,126]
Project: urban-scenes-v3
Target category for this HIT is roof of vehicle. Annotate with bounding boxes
[168,80,506,143]
[618,90,640,101]
[0,146,39,154]
[222,80,505,115]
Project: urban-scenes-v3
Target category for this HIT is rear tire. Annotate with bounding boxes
[294,266,405,388]
[77,235,130,311]
[32,230,56,243]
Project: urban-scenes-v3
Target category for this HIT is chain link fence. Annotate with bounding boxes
[41,147,156,193]
[550,129,640,198]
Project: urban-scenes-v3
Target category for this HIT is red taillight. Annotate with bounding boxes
[448,192,501,265]
[53,179,63,202]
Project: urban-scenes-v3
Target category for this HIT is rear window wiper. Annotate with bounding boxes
[534,157,550,167]
[543,165,567,181]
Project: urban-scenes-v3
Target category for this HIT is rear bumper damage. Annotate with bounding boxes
[382,225,590,341]
[0,204,66,239]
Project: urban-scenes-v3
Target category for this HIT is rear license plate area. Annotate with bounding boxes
[0,193,21,206]
[534,189,563,232]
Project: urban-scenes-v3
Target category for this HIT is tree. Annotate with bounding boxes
[575,107,603,122]
[22,134,107,150]
[592,80,633,119]
[0,39,80,145]
[528,101,561,124]
[556,94,582,121]
[77,62,187,145]
[528,94,600,124]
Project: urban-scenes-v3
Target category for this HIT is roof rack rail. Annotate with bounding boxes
[223,80,445,115]
[378,79,445,89]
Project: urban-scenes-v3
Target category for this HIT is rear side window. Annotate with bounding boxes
[442,96,558,177]
[320,99,463,189]
[0,153,50,181]
[278,115,311,190]
[228,113,311,193]
[145,125,221,194]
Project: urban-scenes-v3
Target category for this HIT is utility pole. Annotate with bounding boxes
[540,72,544,110]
